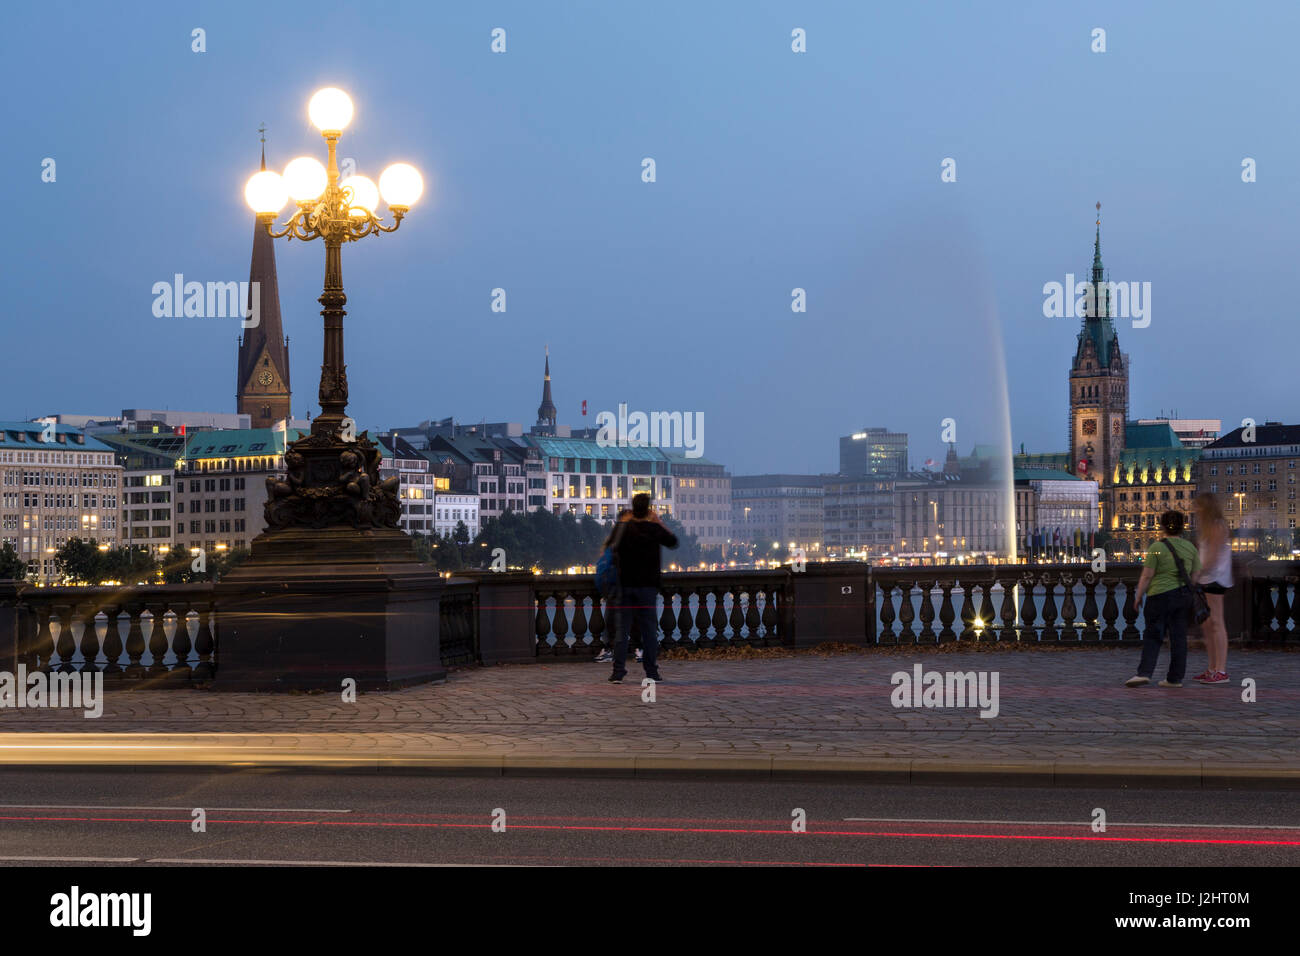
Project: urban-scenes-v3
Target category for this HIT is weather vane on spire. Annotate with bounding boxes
[1096,200,1101,225]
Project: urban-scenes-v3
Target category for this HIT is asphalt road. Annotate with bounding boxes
[0,770,1297,867]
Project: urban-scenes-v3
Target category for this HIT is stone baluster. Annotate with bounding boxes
[534,591,552,655]
[123,601,147,678]
[659,588,678,646]
[101,604,124,676]
[571,593,590,655]
[1080,574,1100,642]
[877,583,897,645]
[710,588,727,645]
[1040,572,1060,642]
[34,604,55,671]
[934,581,954,643]
[896,580,916,643]
[695,588,713,647]
[1058,572,1078,642]
[55,603,77,673]
[728,589,744,643]
[1121,582,1140,642]
[762,588,781,645]
[553,592,572,654]
[916,580,936,642]
[171,605,193,680]
[957,581,976,641]
[745,590,762,646]
[1100,580,1120,641]
[193,604,215,679]
[1019,572,1039,642]
[147,601,171,677]
[77,601,101,673]
[676,589,693,648]
[998,575,1018,642]
[977,580,997,643]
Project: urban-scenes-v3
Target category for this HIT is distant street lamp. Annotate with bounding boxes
[244,87,424,530]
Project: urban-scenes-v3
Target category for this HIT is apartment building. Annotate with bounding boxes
[0,422,124,582]
[173,428,303,556]
[663,452,730,546]
[1199,422,1300,555]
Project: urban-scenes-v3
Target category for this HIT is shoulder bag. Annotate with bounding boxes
[1164,539,1211,625]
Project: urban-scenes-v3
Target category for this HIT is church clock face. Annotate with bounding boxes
[1082,418,1097,436]
[257,370,273,386]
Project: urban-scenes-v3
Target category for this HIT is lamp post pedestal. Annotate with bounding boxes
[213,525,445,691]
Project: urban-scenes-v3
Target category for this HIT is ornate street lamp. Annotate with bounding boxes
[244,87,424,530]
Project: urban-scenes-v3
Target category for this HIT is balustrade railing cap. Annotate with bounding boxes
[454,570,535,582]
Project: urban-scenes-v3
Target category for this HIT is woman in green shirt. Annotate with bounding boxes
[1125,509,1200,688]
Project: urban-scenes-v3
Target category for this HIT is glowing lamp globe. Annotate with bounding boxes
[308,87,354,133]
[379,163,423,210]
[244,169,288,215]
[339,174,379,216]
[283,156,327,202]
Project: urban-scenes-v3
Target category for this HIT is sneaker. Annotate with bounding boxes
[1158,679,1182,688]
[1125,675,1150,687]
[607,673,624,684]
[1191,670,1213,682]
[635,649,643,662]
[644,673,663,683]
[593,649,612,663]
[1198,671,1229,684]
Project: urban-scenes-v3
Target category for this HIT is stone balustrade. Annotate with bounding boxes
[0,557,1294,685]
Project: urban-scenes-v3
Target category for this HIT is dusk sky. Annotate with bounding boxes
[5,1,1297,475]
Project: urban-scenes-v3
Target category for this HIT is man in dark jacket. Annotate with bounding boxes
[609,494,678,683]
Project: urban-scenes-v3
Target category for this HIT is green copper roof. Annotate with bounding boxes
[182,428,306,460]
[1114,446,1200,485]
[0,422,115,452]
[1123,422,1182,449]
[528,435,670,463]
[1074,217,1121,368]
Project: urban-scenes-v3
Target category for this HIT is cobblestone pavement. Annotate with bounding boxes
[1,649,1296,776]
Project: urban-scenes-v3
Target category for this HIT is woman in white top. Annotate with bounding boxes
[1193,493,1232,684]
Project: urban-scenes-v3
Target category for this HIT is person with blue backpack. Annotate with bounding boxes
[605,494,677,684]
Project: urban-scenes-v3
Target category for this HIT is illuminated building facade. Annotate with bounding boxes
[0,422,123,582]
[173,428,303,555]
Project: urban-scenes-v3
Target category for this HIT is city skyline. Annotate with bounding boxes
[7,2,1298,476]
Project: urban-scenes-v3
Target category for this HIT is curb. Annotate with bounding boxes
[1,752,1298,789]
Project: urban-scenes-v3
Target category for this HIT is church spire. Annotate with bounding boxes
[536,346,558,429]
[237,134,292,429]
[1091,201,1104,284]
[1075,202,1118,367]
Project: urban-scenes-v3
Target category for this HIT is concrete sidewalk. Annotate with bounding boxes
[1,647,1297,788]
